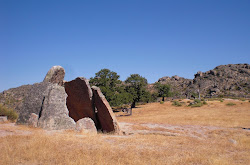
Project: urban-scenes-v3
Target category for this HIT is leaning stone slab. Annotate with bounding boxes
[92,86,121,134]
[43,65,65,86]
[76,117,97,134]
[64,77,97,124]
[0,116,7,123]
[37,84,75,130]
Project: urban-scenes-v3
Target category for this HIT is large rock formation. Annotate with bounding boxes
[0,84,32,113]
[16,82,75,130]
[92,86,121,134]
[16,82,53,124]
[43,66,65,86]
[13,66,121,134]
[157,64,250,98]
[158,76,192,98]
[64,77,97,124]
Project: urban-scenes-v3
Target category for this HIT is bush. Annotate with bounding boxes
[190,102,203,107]
[226,102,236,106]
[160,101,164,104]
[172,101,182,107]
[219,99,224,102]
[188,99,207,108]
[0,104,18,121]
[194,99,201,103]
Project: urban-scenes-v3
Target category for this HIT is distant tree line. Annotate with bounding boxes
[89,69,172,109]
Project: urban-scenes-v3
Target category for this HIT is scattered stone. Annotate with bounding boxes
[0,116,7,123]
[28,113,38,127]
[229,139,237,145]
[64,77,97,124]
[76,117,97,134]
[43,65,65,86]
[92,86,121,134]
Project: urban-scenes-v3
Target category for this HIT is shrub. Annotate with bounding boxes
[203,101,207,105]
[0,104,18,121]
[172,101,182,107]
[160,101,164,104]
[188,99,207,108]
[226,102,236,106]
[239,98,246,101]
[219,99,224,102]
[194,99,201,103]
[190,102,203,107]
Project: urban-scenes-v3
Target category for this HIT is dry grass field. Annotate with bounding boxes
[0,99,249,165]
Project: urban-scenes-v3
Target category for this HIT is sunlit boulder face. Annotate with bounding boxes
[64,77,97,125]
[43,65,65,86]
[17,82,75,130]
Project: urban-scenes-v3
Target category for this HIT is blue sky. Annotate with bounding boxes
[1,0,250,92]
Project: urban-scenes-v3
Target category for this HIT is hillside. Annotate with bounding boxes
[157,63,250,98]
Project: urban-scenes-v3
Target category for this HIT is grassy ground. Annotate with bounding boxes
[117,99,250,128]
[0,99,249,165]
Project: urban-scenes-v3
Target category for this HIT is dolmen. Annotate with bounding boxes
[17,66,121,134]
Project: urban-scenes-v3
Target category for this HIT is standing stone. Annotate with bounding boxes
[92,86,121,134]
[76,117,97,134]
[16,82,52,125]
[38,84,75,130]
[28,113,38,127]
[64,77,97,124]
[43,66,65,86]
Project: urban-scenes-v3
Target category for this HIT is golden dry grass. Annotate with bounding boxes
[0,99,249,165]
[118,99,250,128]
[1,128,249,165]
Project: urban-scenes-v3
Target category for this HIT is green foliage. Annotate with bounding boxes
[190,102,203,107]
[125,74,149,108]
[194,99,201,104]
[188,99,207,108]
[154,82,172,101]
[90,69,132,107]
[226,102,236,106]
[160,101,164,104]
[0,104,18,121]
[172,101,182,107]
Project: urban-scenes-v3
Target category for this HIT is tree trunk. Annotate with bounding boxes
[162,97,165,101]
[131,101,136,108]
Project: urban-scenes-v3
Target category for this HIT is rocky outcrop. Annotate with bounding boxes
[190,64,250,98]
[157,64,250,98]
[76,117,97,134]
[158,76,192,98]
[0,85,32,113]
[43,66,65,86]
[64,78,97,124]
[92,86,121,134]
